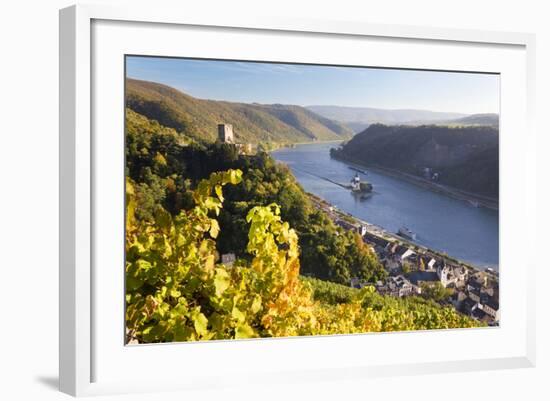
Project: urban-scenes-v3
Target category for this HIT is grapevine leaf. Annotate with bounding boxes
[232,306,246,323]
[251,295,262,314]
[235,323,256,339]
[214,185,224,202]
[192,311,209,338]
[229,169,242,185]
[214,268,230,297]
[155,208,172,232]
[209,219,220,239]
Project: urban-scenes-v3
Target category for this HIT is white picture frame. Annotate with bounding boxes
[59,4,536,397]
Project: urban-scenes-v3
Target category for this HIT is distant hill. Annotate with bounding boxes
[331,124,499,198]
[344,121,372,134]
[404,113,499,127]
[448,113,499,127]
[307,105,467,132]
[126,79,353,144]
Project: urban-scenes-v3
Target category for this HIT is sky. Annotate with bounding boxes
[126,56,500,115]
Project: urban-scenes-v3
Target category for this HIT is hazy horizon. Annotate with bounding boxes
[126,56,500,115]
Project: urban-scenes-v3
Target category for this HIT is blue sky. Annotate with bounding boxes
[126,56,500,115]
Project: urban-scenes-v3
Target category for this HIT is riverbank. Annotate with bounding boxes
[330,153,499,211]
[270,139,345,152]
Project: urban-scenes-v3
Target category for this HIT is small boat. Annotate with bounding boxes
[348,166,367,175]
[397,226,416,241]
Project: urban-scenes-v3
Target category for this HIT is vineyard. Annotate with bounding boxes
[125,169,481,343]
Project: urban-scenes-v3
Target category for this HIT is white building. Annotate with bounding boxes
[400,248,415,261]
[437,263,456,287]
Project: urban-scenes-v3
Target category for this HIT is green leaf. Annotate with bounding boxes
[192,310,209,337]
[209,219,220,238]
[229,169,242,185]
[155,208,172,232]
[126,276,142,291]
[232,306,246,323]
[235,323,256,339]
[214,185,224,202]
[203,254,215,271]
[214,268,230,297]
[250,295,262,314]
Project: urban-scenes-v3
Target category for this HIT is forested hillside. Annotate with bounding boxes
[331,124,499,198]
[126,78,353,143]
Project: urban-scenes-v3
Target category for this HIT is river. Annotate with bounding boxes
[272,142,499,270]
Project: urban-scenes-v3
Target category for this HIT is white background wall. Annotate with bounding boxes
[0,0,547,399]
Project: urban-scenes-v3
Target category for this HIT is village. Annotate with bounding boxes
[309,194,500,326]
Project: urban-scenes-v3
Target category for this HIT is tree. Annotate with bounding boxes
[420,282,453,302]
[402,260,413,274]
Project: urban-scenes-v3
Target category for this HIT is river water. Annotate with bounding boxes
[272,142,499,270]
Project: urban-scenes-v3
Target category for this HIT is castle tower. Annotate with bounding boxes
[218,124,234,143]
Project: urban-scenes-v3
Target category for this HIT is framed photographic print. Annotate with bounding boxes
[59,4,536,396]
